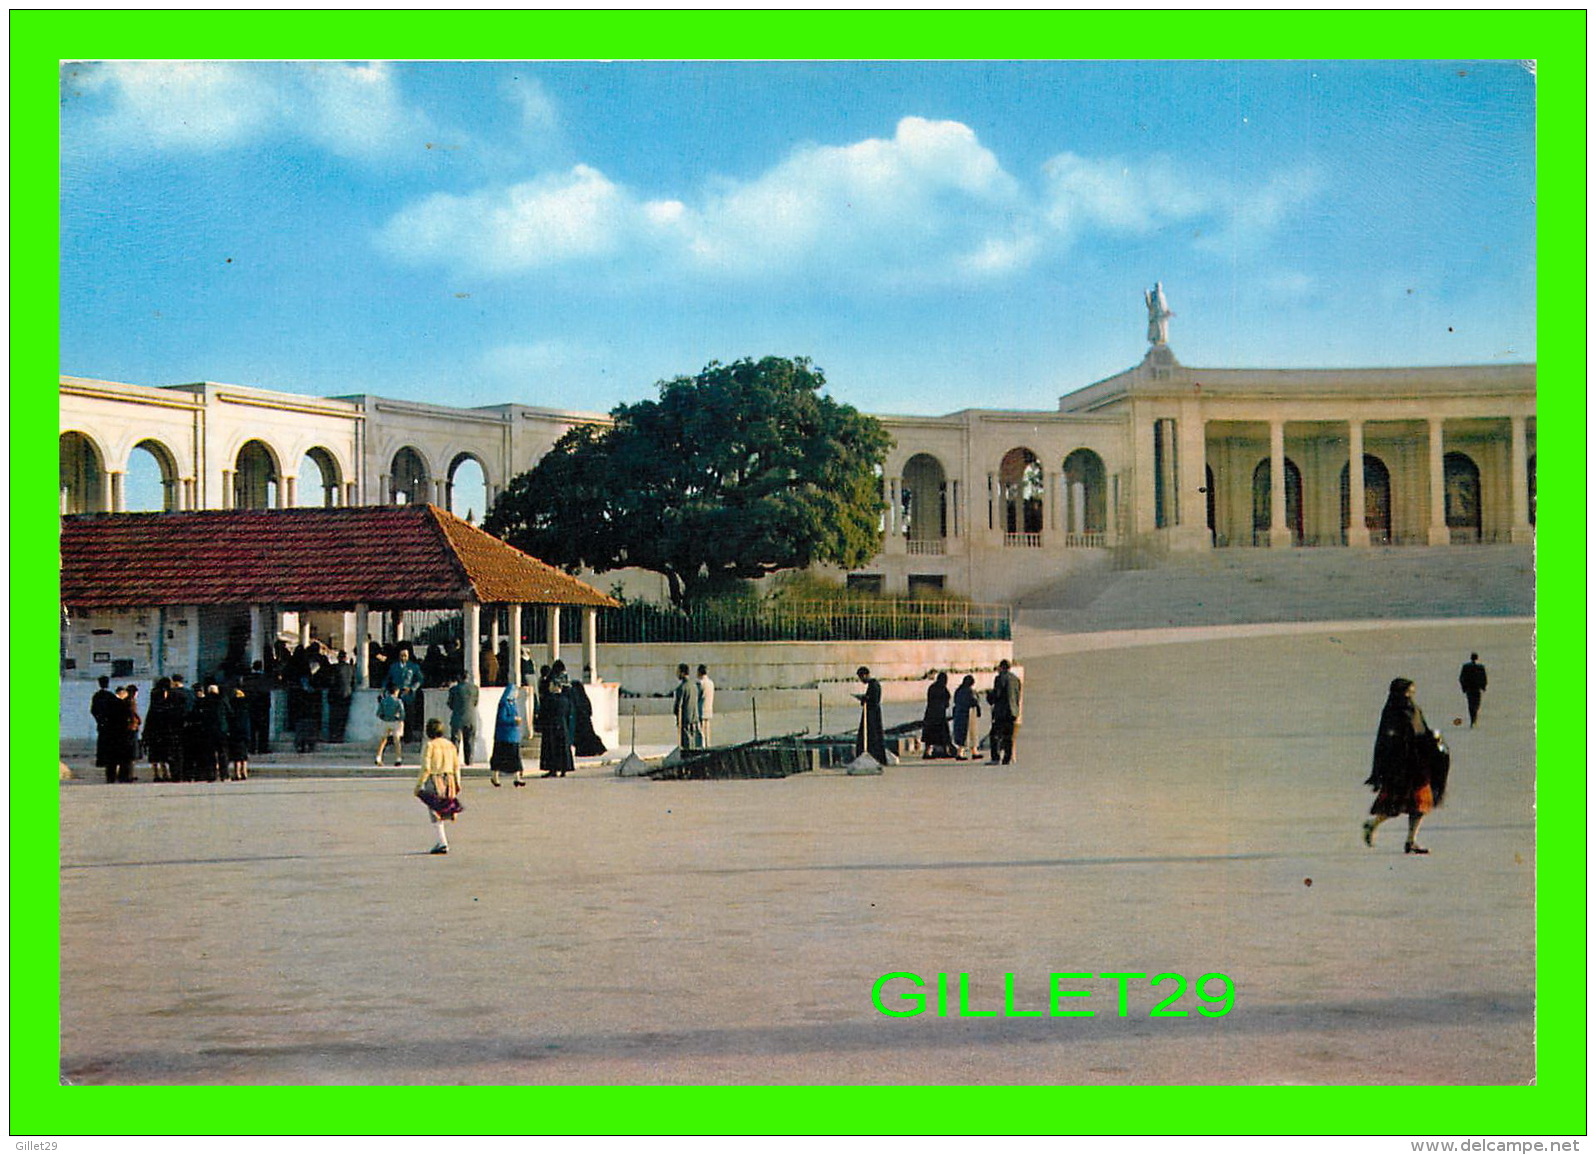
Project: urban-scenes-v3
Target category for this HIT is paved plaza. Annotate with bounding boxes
[59,619,1534,1085]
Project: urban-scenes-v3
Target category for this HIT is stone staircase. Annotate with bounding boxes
[1016,544,1534,633]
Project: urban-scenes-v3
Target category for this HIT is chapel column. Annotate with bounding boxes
[1346,420,1370,547]
[221,469,235,510]
[507,604,523,687]
[582,608,599,682]
[462,602,481,687]
[107,470,126,512]
[354,603,370,688]
[282,476,296,509]
[546,606,562,666]
[1427,417,1450,546]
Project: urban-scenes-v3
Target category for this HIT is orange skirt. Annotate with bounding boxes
[1371,782,1433,818]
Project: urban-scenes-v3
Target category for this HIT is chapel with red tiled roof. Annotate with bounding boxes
[60,504,617,689]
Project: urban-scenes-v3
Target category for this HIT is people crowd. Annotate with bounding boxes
[86,637,500,784]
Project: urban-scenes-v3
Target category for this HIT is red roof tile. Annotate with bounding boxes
[60,505,620,610]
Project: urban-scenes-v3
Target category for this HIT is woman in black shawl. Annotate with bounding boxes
[538,674,576,777]
[921,672,954,759]
[1362,678,1445,855]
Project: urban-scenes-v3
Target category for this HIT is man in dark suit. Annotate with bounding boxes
[987,660,1022,765]
[326,650,356,743]
[1458,653,1488,727]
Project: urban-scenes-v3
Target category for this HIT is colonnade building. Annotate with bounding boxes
[60,339,1536,611]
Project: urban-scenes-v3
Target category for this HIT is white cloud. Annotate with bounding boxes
[377,116,1321,288]
[71,61,280,150]
[378,165,634,273]
[505,75,558,136]
[1040,152,1213,235]
[67,60,430,161]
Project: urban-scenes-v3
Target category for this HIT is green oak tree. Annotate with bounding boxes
[485,357,893,606]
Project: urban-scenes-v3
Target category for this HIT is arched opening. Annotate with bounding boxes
[127,439,180,511]
[1339,454,1392,544]
[1444,451,1482,541]
[235,440,280,510]
[60,432,106,514]
[901,453,947,550]
[999,447,1044,539]
[298,448,343,507]
[448,454,488,523]
[1252,457,1303,545]
[390,447,430,505]
[1061,448,1107,540]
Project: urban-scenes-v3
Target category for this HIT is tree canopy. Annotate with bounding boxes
[484,356,893,605]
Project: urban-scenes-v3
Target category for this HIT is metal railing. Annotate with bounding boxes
[596,600,1012,644]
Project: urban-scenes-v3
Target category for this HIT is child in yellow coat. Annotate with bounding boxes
[415,718,463,855]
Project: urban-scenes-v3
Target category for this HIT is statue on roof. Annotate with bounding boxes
[1144,282,1173,347]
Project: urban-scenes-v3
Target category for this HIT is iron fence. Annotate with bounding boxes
[595,600,1012,644]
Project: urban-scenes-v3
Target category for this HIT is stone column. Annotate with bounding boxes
[1048,471,1062,533]
[298,615,312,647]
[283,476,297,508]
[489,609,501,675]
[546,605,562,666]
[182,478,196,510]
[1509,414,1533,542]
[986,473,997,534]
[1268,420,1291,548]
[582,608,598,682]
[379,473,391,504]
[507,604,523,687]
[884,477,904,552]
[107,470,126,512]
[221,469,235,510]
[1346,420,1370,547]
[434,479,447,506]
[463,602,482,686]
[344,481,357,507]
[355,603,370,688]
[1173,408,1209,551]
[1427,417,1450,545]
[950,480,960,537]
[1132,418,1157,540]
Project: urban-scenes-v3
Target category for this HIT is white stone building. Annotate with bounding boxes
[60,344,1535,609]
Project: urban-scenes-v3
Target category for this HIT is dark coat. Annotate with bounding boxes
[855,678,886,763]
[91,688,120,767]
[922,681,953,750]
[567,680,607,757]
[1366,693,1447,812]
[538,689,575,772]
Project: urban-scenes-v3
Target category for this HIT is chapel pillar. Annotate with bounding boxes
[355,603,370,688]
[507,604,523,687]
[1346,420,1370,547]
[582,608,599,682]
[221,469,236,510]
[1427,417,1450,546]
[107,470,126,512]
[546,605,562,666]
[282,476,297,509]
[463,602,482,687]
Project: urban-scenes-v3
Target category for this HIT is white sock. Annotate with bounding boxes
[432,820,448,848]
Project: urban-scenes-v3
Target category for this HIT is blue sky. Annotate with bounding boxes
[60,59,1536,418]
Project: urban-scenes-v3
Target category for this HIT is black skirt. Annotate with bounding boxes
[489,739,523,776]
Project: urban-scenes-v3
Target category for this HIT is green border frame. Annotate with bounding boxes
[15,10,1585,1137]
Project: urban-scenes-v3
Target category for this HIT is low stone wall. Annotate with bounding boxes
[598,639,1013,701]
